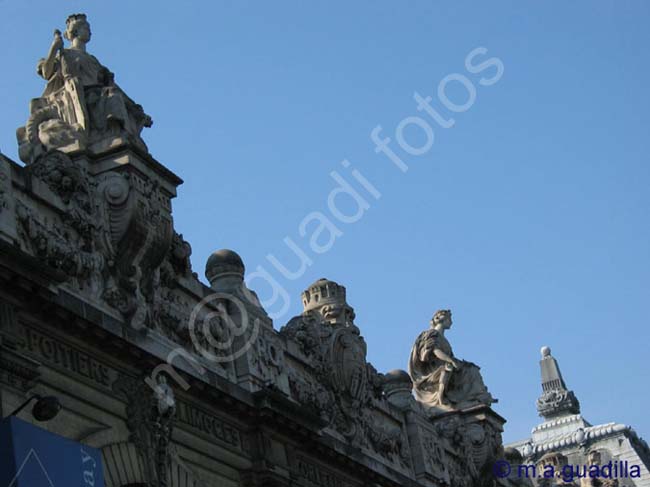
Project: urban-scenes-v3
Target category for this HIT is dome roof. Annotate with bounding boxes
[205,249,244,283]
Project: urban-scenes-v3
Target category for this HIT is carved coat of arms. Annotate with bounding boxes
[330,326,368,412]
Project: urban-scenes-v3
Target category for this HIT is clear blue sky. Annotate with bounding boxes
[1,1,649,444]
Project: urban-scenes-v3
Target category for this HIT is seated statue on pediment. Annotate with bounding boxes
[408,309,494,413]
[17,14,152,163]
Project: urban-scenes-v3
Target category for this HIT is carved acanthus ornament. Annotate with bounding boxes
[113,374,176,487]
[16,155,190,334]
[15,198,99,284]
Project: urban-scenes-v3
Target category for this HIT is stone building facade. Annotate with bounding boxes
[506,347,650,487]
[1,13,511,487]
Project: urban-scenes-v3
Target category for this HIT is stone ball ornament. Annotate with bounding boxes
[205,248,245,284]
[384,369,413,386]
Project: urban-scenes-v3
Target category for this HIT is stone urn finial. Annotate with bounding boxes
[384,369,413,410]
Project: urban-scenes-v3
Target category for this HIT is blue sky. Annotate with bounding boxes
[1,1,649,444]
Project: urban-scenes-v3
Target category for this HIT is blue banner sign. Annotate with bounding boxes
[0,416,104,487]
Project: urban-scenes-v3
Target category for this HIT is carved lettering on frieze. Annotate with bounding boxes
[0,303,40,391]
[293,455,344,487]
[176,400,244,452]
[0,353,39,391]
[20,325,117,389]
[249,329,285,384]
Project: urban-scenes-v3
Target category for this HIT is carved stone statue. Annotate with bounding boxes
[17,13,152,163]
[408,309,494,412]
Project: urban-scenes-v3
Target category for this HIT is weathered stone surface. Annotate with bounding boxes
[281,279,410,465]
[409,309,494,414]
[0,13,511,487]
[536,346,580,419]
[17,14,152,164]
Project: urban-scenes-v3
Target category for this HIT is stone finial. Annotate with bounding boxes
[205,249,244,290]
[384,369,413,410]
[536,346,580,419]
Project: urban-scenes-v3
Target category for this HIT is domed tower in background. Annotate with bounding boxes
[506,347,650,485]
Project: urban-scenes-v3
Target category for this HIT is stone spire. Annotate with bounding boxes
[536,346,580,419]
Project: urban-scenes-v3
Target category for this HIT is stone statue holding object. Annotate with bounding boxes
[408,309,494,412]
[17,14,152,163]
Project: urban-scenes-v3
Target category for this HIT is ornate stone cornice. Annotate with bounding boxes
[525,422,631,457]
